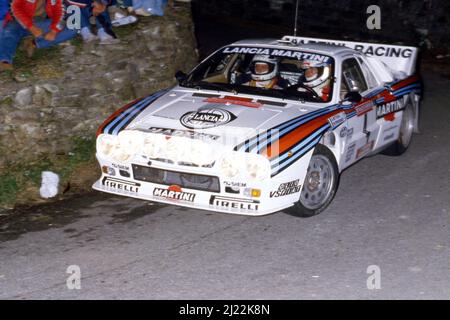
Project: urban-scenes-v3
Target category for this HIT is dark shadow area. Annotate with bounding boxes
[191,0,450,60]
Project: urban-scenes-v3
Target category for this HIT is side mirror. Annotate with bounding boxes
[175,71,187,83]
[344,91,362,103]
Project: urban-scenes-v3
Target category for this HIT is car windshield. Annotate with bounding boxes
[181,46,335,103]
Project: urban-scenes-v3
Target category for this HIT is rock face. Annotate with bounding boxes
[0,7,198,209]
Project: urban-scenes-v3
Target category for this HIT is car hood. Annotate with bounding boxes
[124,87,324,149]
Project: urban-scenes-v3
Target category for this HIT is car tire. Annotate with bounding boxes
[288,145,339,218]
[381,102,415,156]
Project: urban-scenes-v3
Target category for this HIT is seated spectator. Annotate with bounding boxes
[95,0,120,44]
[0,0,78,71]
[66,0,120,44]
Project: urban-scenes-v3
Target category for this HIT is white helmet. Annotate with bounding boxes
[249,55,279,82]
[301,61,331,90]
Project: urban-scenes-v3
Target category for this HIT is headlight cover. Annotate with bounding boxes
[219,152,270,181]
[97,134,119,159]
[97,130,218,166]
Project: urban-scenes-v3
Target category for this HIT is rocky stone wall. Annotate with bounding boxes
[0,7,198,209]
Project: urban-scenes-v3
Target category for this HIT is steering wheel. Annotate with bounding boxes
[286,82,321,100]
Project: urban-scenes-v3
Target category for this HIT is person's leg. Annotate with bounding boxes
[33,20,78,49]
[148,0,164,16]
[96,11,120,44]
[0,20,29,65]
[79,6,92,29]
[78,6,97,41]
[132,0,143,10]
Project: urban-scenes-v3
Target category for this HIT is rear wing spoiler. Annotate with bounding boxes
[280,36,419,76]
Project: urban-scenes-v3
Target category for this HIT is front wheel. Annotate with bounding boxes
[288,145,339,218]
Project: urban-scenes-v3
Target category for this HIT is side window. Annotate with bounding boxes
[357,57,378,89]
[341,58,368,94]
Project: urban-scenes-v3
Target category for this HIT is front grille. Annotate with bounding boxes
[132,164,220,193]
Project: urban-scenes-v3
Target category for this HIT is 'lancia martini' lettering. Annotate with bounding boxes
[222,46,330,63]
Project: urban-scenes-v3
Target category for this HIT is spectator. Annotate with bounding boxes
[66,0,97,42]
[95,0,120,44]
[128,0,166,17]
[66,0,119,44]
[0,0,78,71]
[0,0,9,22]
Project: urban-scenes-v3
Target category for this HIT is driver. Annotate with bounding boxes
[243,55,287,89]
[299,60,332,101]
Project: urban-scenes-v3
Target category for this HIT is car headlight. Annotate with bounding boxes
[189,139,214,166]
[164,137,190,163]
[219,152,270,181]
[109,130,144,163]
[245,154,271,181]
[219,153,243,178]
[142,133,167,159]
[97,134,119,158]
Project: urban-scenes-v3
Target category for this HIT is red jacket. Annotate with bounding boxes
[4,0,64,32]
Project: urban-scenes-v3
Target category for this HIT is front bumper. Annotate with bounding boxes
[92,156,292,216]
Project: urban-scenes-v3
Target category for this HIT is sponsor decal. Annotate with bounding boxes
[223,181,247,188]
[153,185,196,202]
[111,163,130,171]
[102,177,140,193]
[382,125,399,141]
[345,142,356,163]
[288,37,413,59]
[339,126,354,139]
[180,108,236,129]
[148,127,220,141]
[355,100,375,116]
[354,45,412,59]
[328,111,346,129]
[356,141,375,158]
[209,196,259,211]
[270,179,302,198]
[376,100,405,118]
[222,46,330,63]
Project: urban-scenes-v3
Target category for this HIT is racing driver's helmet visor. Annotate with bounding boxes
[249,61,275,75]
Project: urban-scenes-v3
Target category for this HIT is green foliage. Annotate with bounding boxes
[0,173,19,206]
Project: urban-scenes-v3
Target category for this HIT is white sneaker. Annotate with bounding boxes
[100,35,121,45]
[112,15,138,27]
[134,8,152,16]
[80,27,98,42]
[98,29,121,45]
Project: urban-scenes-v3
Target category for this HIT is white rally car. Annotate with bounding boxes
[93,36,421,217]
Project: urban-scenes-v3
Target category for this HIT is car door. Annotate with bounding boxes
[340,55,380,169]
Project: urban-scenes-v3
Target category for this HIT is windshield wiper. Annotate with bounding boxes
[191,81,236,93]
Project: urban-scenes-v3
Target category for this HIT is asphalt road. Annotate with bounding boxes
[0,67,448,299]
